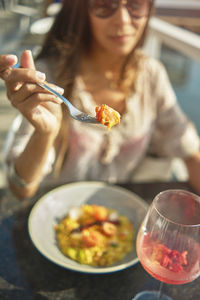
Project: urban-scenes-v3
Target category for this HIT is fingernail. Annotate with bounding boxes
[56,96,63,104]
[36,71,46,81]
[6,55,17,64]
[25,49,32,55]
[55,86,64,94]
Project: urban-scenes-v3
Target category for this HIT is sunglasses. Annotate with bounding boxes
[89,0,151,19]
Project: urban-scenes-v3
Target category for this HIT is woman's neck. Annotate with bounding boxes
[79,48,129,115]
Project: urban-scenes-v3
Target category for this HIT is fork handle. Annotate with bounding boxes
[37,81,70,107]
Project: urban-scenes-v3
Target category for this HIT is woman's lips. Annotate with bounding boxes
[109,34,133,43]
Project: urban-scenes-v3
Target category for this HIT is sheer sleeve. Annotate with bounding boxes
[148,60,200,158]
[4,115,56,179]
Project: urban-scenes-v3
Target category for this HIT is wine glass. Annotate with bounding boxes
[133,189,200,300]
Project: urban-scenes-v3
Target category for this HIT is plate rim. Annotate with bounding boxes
[28,181,148,274]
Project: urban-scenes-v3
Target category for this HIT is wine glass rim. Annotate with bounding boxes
[153,189,200,227]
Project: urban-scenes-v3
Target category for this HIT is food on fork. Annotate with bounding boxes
[95,104,121,130]
[55,204,134,267]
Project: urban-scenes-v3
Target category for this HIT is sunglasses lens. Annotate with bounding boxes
[127,0,149,18]
[89,0,119,18]
[89,0,150,19]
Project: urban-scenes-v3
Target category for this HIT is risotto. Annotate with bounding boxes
[95,104,121,130]
[55,204,134,267]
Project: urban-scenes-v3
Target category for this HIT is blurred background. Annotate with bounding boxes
[0,0,200,187]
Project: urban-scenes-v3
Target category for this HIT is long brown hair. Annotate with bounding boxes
[38,0,91,96]
[37,0,155,175]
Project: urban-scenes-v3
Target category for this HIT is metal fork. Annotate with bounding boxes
[13,64,99,124]
[37,82,99,123]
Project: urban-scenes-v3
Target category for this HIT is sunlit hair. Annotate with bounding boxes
[37,0,154,175]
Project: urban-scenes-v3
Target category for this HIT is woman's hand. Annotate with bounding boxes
[0,50,64,138]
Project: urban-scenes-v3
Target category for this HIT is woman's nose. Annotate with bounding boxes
[114,4,132,24]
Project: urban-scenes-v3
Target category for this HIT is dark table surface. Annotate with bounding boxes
[0,181,200,300]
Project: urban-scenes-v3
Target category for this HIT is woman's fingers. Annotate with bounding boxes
[15,92,63,115]
[4,68,46,94]
[8,82,64,107]
[4,67,46,88]
[20,50,35,70]
[0,54,18,75]
[1,50,40,89]
[0,50,35,76]
[1,50,64,113]
[12,92,62,115]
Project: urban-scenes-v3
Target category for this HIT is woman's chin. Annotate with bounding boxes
[108,46,135,57]
[107,40,137,57]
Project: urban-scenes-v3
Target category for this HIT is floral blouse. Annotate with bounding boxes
[5,55,200,185]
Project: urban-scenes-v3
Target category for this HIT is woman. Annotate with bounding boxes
[1,0,200,198]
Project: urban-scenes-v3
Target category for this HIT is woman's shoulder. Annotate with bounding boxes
[138,51,166,75]
[136,51,170,92]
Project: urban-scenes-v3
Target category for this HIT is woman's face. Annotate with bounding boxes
[88,0,150,57]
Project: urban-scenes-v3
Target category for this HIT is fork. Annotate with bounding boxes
[37,82,99,123]
[13,64,99,124]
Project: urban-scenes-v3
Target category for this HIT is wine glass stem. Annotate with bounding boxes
[158,281,164,300]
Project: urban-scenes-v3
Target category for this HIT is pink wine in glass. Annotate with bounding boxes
[137,231,200,284]
[134,189,200,300]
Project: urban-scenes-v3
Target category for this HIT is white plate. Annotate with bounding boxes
[28,181,148,274]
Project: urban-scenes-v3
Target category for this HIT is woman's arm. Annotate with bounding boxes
[9,130,56,199]
[184,151,200,195]
[0,50,64,199]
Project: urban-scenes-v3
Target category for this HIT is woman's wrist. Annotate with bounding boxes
[33,128,59,143]
[7,162,37,188]
[12,129,56,188]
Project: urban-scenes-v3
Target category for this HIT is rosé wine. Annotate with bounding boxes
[137,232,200,284]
